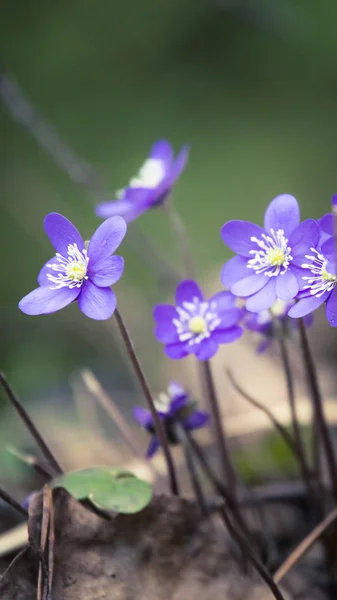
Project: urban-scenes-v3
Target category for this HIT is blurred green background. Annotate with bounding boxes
[1,0,337,398]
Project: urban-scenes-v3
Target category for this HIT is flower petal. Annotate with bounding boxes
[150,139,173,167]
[170,395,188,415]
[146,437,160,459]
[37,257,60,286]
[288,293,329,319]
[221,221,264,257]
[19,285,79,316]
[183,411,209,431]
[44,213,84,255]
[231,274,269,297]
[153,304,177,324]
[289,219,320,256]
[264,195,300,237]
[194,338,218,361]
[166,145,189,184]
[319,213,334,236]
[154,323,179,344]
[78,281,116,320]
[221,256,250,288]
[165,342,190,359]
[87,216,127,267]
[321,237,337,263]
[245,279,277,312]
[276,270,298,301]
[215,308,243,329]
[210,290,237,312]
[325,288,337,327]
[212,325,243,344]
[176,280,203,304]
[134,406,152,429]
[168,381,186,401]
[89,255,124,287]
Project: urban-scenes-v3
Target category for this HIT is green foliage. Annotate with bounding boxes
[51,467,152,514]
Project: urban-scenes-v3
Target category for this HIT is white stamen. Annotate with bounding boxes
[174,297,222,345]
[247,228,293,277]
[46,243,89,290]
[301,248,337,297]
[116,159,165,199]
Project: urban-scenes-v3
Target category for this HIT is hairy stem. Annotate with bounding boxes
[174,423,208,516]
[0,372,63,476]
[114,309,179,495]
[297,319,337,503]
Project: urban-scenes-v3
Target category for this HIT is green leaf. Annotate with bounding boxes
[51,467,152,514]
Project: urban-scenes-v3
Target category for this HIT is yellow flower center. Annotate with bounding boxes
[66,262,87,282]
[267,247,285,266]
[189,316,207,334]
[322,269,337,282]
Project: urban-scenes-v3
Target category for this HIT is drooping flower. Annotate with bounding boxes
[245,299,313,353]
[95,140,189,223]
[221,194,320,312]
[134,381,209,458]
[153,280,243,361]
[19,213,126,320]
[288,233,337,326]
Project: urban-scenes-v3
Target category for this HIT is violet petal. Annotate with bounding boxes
[288,293,329,318]
[221,256,250,288]
[89,255,124,287]
[275,270,298,301]
[19,285,79,316]
[175,280,203,304]
[221,220,264,257]
[44,213,84,256]
[78,281,116,320]
[245,279,277,312]
[264,195,300,237]
[87,216,127,267]
[231,273,268,297]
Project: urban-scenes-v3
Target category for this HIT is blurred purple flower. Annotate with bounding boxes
[288,233,337,326]
[153,280,243,361]
[134,381,209,459]
[221,194,320,312]
[245,299,313,353]
[19,213,126,320]
[95,140,189,223]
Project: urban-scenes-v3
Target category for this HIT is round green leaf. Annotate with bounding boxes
[51,467,152,514]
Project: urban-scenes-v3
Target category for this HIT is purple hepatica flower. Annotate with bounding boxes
[221,194,320,312]
[245,299,313,353]
[153,280,243,361]
[134,381,209,458]
[95,139,189,223]
[288,233,337,326]
[19,213,126,320]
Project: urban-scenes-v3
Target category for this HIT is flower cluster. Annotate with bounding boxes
[221,196,337,327]
[134,381,209,458]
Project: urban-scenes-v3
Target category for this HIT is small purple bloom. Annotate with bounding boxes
[288,232,337,326]
[332,194,337,208]
[95,140,189,223]
[134,381,209,459]
[245,299,313,353]
[19,213,126,320]
[153,280,243,361]
[221,194,320,312]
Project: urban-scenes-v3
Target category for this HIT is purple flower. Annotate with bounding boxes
[95,140,189,223]
[221,194,320,312]
[19,213,126,320]
[134,381,209,458]
[245,299,313,353]
[288,232,337,326]
[153,280,243,361]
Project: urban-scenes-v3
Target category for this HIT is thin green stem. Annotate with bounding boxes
[114,308,179,496]
[0,372,63,476]
[165,201,195,279]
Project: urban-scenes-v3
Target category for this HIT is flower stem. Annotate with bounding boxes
[297,319,337,503]
[219,505,286,600]
[0,487,28,518]
[200,360,238,496]
[114,308,179,496]
[0,372,63,476]
[274,321,318,506]
[173,422,208,516]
